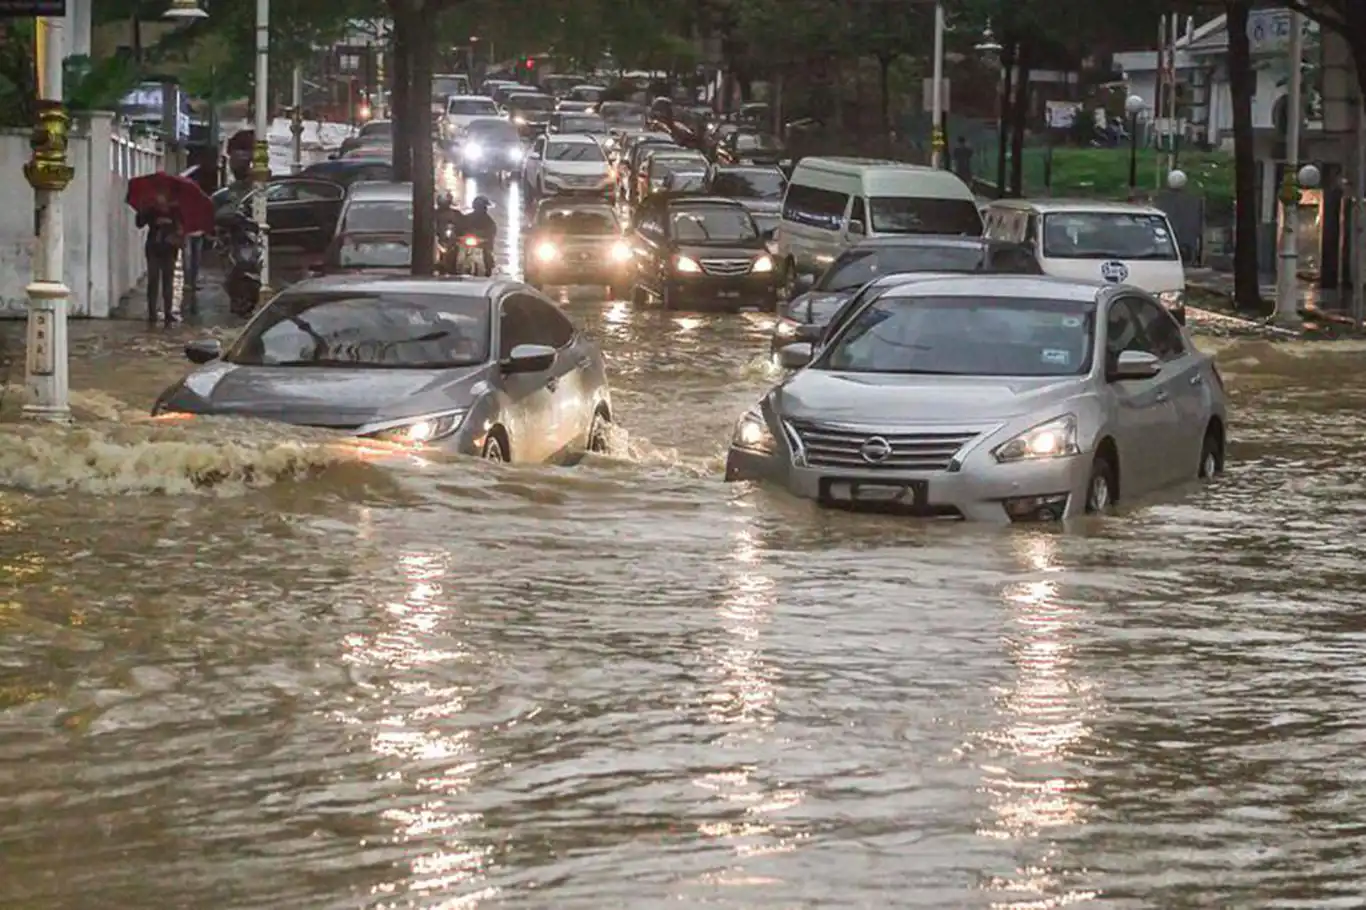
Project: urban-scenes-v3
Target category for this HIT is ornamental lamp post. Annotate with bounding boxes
[23,15,75,424]
[1125,94,1146,199]
[253,0,273,296]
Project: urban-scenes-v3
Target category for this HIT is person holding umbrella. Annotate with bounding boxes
[127,172,215,325]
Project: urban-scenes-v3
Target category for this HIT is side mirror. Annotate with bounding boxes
[776,342,813,370]
[185,339,222,364]
[1110,349,1162,381]
[791,273,815,295]
[794,323,822,343]
[526,151,541,161]
[847,219,865,236]
[501,343,556,373]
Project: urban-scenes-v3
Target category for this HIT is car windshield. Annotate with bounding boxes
[560,116,606,133]
[819,296,1095,376]
[708,170,785,198]
[669,207,758,243]
[651,154,703,172]
[335,238,412,268]
[600,103,645,124]
[868,197,984,235]
[735,133,781,151]
[667,172,707,191]
[572,87,604,100]
[433,77,467,97]
[226,292,490,368]
[547,141,604,162]
[819,246,991,291]
[509,95,555,112]
[343,201,413,233]
[539,207,617,234]
[465,120,519,144]
[1042,212,1180,260]
[448,97,497,115]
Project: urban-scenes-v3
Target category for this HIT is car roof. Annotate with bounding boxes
[285,274,504,298]
[346,182,413,201]
[535,198,615,214]
[712,163,784,172]
[989,198,1166,216]
[878,273,1107,303]
[334,230,413,241]
[449,94,496,103]
[661,194,746,210]
[507,91,551,101]
[849,235,1020,251]
[546,132,601,144]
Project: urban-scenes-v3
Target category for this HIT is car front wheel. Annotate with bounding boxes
[482,434,507,462]
[1085,454,1117,513]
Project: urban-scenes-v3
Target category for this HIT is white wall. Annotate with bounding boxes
[1125,65,1290,144]
[0,114,161,319]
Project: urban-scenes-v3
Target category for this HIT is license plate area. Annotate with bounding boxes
[819,478,930,513]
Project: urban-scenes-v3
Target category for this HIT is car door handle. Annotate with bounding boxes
[1155,390,1170,403]
[1189,374,1203,386]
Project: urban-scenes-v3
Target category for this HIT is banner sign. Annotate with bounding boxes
[0,1,67,15]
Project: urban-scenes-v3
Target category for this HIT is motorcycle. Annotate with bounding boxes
[454,234,490,277]
[216,210,263,316]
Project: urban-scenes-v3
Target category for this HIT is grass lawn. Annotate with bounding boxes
[1003,147,1234,213]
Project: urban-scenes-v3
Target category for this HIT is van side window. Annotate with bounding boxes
[782,184,850,230]
[848,197,867,233]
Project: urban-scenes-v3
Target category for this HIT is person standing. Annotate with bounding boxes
[136,191,183,326]
[952,136,975,184]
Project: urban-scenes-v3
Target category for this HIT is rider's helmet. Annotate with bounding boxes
[437,191,455,209]
[471,195,492,213]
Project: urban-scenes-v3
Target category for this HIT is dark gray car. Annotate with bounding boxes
[772,236,1042,351]
[154,276,613,464]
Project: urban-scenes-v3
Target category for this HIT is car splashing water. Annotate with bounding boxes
[5,182,1366,908]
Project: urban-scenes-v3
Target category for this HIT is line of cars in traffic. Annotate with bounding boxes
[176,78,1225,523]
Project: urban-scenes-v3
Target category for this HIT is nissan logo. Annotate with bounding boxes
[859,436,892,463]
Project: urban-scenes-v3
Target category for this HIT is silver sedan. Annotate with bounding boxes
[725,275,1229,522]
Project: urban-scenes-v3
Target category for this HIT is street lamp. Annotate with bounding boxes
[252,0,272,296]
[23,14,74,423]
[929,1,946,168]
[1167,168,1187,190]
[1125,94,1146,198]
[163,0,208,20]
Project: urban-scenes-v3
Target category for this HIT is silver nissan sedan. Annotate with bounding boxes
[725,274,1229,522]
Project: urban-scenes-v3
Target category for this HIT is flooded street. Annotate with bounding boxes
[4,180,1366,908]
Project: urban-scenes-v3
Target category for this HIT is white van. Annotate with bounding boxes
[983,199,1187,321]
[775,157,982,282]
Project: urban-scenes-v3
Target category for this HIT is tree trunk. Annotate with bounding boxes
[390,16,413,182]
[995,43,1016,197]
[1226,0,1261,312]
[407,13,436,276]
[1009,44,1031,197]
[877,53,892,140]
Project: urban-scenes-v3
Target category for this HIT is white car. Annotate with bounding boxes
[523,133,612,199]
[442,95,502,143]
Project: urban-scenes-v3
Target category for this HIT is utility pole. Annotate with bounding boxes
[252,0,272,296]
[929,1,945,168]
[1273,9,1303,326]
[24,15,74,423]
[291,66,303,174]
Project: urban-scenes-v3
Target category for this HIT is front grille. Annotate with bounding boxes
[700,258,752,276]
[558,174,605,187]
[787,420,980,471]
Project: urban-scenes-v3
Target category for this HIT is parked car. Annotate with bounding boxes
[459,118,525,179]
[210,176,345,251]
[302,157,394,186]
[627,193,778,311]
[524,133,613,199]
[772,236,1043,350]
[336,120,390,157]
[312,230,437,276]
[524,199,634,296]
[727,274,1228,522]
[155,276,615,464]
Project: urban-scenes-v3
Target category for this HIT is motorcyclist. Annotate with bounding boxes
[435,192,465,272]
[465,195,497,273]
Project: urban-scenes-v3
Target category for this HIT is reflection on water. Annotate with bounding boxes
[5,177,1366,905]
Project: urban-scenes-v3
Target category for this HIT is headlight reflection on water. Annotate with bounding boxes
[974,533,1100,908]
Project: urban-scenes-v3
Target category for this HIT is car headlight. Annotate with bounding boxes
[514,115,527,125]
[535,240,558,262]
[507,146,524,162]
[752,254,774,273]
[1158,290,1184,310]
[362,410,465,445]
[609,240,632,262]
[463,143,483,160]
[773,316,801,339]
[675,254,701,274]
[992,414,1079,463]
[732,409,775,454]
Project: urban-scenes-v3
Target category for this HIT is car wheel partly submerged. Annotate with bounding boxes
[588,412,611,454]
[1085,455,1116,513]
[1198,427,1223,479]
[482,435,507,462]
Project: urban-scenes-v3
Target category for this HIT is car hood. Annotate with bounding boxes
[543,160,610,177]
[514,110,553,123]
[163,361,487,429]
[677,242,768,260]
[781,288,857,324]
[776,370,1083,425]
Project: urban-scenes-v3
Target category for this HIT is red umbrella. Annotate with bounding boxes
[126,172,215,235]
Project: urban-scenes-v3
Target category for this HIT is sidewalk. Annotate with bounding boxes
[111,251,313,327]
[1184,266,1363,339]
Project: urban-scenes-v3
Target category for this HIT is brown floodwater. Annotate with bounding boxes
[2,179,1366,909]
